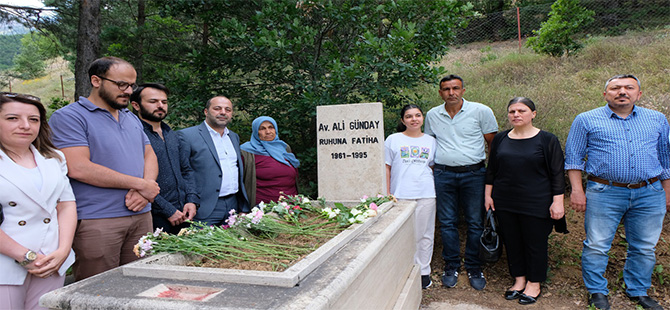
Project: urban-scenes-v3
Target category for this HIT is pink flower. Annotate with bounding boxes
[377,194,384,198]
[226,213,238,226]
[370,203,378,211]
[251,209,264,224]
[362,195,369,199]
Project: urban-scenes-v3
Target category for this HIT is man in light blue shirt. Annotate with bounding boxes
[179,96,250,225]
[424,75,498,291]
[566,74,670,310]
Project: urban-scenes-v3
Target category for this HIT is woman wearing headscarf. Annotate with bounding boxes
[0,93,77,310]
[241,116,300,205]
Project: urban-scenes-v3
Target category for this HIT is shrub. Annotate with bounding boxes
[525,0,594,57]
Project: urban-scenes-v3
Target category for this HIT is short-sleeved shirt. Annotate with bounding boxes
[424,98,498,166]
[49,97,151,220]
[384,133,436,199]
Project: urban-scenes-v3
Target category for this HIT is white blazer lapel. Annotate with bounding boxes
[0,147,47,207]
[32,145,58,208]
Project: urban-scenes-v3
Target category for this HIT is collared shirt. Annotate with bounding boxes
[49,97,151,219]
[140,120,197,218]
[565,104,670,182]
[424,98,498,166]
[205,122,239,196]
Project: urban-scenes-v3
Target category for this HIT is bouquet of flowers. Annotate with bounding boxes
[133,194,394,271]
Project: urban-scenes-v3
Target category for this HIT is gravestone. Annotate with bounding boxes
[316,102,386,201]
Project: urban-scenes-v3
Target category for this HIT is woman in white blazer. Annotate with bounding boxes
[0,93,77,310]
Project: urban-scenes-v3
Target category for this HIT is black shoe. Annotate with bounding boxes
[588,293,611,310]
[466,268,486,290]
[629,296,663,310]
[421,275,432,289]
[504,290,523,300]
[518,291,541,305]
[441,267,458,288]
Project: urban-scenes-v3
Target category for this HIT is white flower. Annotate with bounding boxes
[365,209,377,217]
[350,208,362,216]
[355,214,367,222]
[302,197,310,203]
[152,227,163,237]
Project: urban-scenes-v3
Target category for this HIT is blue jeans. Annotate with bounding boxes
[582,180,666,296]
[434,166,486,270]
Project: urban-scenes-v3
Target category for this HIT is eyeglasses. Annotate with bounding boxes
[0,92,41,102]
[96,76,138,91]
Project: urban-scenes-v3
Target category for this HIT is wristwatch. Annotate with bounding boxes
[16,250,37,266]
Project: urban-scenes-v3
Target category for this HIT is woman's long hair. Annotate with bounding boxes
[0,93,62,161]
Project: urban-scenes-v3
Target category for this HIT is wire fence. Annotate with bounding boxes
[454,0,670,45]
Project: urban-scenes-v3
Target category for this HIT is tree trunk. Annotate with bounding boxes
[135,0,146,82]
[74,0,101,99]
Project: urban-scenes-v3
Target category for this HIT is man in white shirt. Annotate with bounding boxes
[178,96,250,225]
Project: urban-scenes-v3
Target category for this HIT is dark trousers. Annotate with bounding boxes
[195,194,239,226]
[496,210,553,283]
[434,166,486,270]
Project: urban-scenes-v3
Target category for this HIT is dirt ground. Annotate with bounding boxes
[421,199,670,309]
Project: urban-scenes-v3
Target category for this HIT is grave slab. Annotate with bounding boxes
[41,201,420,310]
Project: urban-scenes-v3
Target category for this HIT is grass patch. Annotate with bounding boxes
[422,28,670,145]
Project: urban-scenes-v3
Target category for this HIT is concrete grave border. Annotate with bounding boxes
[121,201,395,287]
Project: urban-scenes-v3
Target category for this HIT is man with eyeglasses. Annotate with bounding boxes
[130,83,198,234]
[49,56,159,281]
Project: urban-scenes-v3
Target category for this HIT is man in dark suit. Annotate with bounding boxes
[178,96,250,225]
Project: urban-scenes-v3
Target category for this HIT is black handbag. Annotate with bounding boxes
[479,209,501,263]
[0,203,3,225]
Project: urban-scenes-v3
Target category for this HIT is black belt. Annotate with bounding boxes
[434,161,485,173]
[588,175,659,189]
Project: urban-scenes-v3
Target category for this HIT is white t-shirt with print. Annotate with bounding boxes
[384,132,436,199]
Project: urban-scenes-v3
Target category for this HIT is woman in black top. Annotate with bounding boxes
[484,97,565,305]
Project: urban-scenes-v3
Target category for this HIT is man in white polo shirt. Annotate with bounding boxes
[425,74,498,290]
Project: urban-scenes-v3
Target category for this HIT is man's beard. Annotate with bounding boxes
[139,103,167,122]
[100,86,129,110]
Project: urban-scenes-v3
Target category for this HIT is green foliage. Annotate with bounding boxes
[36,0,474,197]
[525,0,594,57]
[0,34,23,71]
[48,96,70,116]
[12,33,62,79]
[654,264,665,286]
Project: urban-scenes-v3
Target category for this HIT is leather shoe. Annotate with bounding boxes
[588,293,611,310]
[629,295,663,310]
[518,291,541,305]
[504,290,523,300]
